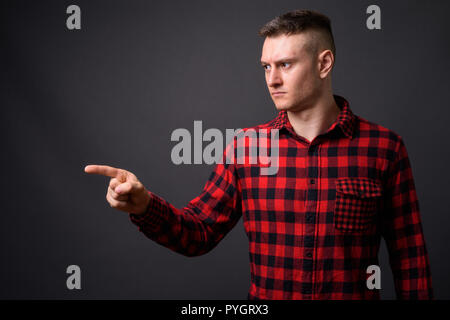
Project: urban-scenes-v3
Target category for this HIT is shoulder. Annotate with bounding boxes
[355,115,406,157]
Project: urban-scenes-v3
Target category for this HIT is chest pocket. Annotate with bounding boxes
[334,178,382,233]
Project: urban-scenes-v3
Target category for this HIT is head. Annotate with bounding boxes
[259,10,336,112]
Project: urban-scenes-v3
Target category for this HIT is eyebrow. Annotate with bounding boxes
[260,57,296,65]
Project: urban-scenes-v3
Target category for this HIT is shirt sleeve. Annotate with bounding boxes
[381,136,433,299]
[128,142,242,257]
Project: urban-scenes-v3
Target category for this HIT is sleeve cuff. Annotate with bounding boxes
[129,191,167,232]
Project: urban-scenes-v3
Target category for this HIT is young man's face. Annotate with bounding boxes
[261,32,323,112]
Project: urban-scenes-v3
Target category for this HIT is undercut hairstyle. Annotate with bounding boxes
[258,9,336,58]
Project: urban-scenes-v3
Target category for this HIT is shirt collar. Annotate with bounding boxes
[269,94,356,139]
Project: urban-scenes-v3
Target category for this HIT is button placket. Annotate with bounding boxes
[302,143,319,297]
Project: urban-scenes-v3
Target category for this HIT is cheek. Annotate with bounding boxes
[291,67,308,83]
[287,70,310,94]
[295,67,318,90]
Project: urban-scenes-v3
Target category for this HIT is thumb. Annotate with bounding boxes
[115,182,133,194]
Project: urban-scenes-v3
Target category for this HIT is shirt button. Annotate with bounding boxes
[306,252,312,258]
[310,179,315,184]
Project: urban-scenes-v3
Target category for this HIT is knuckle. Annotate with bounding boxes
[106,193,116,208]
[109,178,118,189]
[131,181,141,193]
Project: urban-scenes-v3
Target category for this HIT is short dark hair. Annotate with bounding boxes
[258,9,336,57]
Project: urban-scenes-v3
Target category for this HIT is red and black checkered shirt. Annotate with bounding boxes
[129,95,433,300]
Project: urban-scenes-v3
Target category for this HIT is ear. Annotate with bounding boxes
[317,49,334,79]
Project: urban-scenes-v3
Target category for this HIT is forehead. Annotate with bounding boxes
[261,33,312,62]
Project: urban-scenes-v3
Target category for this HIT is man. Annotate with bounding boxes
[85,10,433,300]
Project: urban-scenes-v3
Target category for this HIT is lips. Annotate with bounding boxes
[272,92,286,96]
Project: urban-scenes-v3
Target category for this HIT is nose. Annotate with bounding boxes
[267,67,282,88]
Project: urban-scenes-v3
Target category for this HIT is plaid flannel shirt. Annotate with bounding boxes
[129,95,433,300]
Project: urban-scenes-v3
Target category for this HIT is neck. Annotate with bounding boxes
[286,93,340,143]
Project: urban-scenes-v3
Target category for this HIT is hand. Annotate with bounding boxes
[84,164,150,215]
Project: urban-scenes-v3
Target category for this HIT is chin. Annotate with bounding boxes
[274,104,291,111]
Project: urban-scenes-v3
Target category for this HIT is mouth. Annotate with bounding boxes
[271,91,286,97]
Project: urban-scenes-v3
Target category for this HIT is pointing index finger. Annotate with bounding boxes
[84,165,126,181]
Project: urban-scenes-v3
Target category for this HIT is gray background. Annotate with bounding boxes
[1,0,449,299]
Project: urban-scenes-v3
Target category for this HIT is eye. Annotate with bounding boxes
[281,62,291,68]
[262,64,271,71]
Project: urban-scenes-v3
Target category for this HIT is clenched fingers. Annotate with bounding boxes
[109,179,135,195]
[109,187,130,201]
[106,192,130,211]
[115,181,134,194]
[109,178,121,191]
